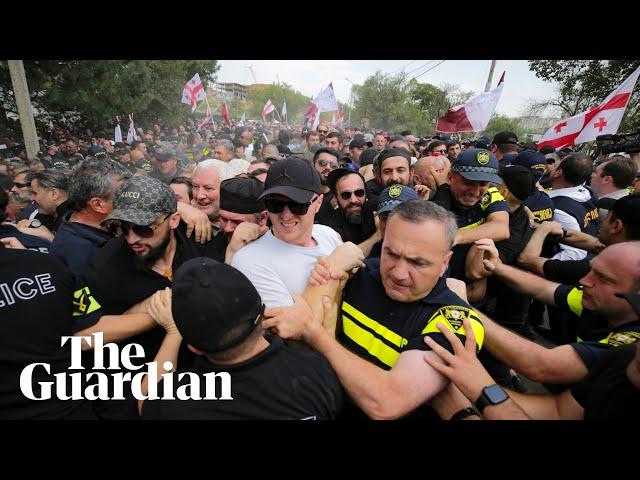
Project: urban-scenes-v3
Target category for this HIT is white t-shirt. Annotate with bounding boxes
[231,224,342,307]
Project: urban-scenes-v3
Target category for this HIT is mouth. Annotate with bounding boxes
[130,243,146,254]
[278,219,298,231]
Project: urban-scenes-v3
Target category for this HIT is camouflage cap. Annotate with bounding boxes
[103,175,177,226]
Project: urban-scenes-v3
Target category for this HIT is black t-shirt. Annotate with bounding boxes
[0,224,50,253]
[570,321,640,370]
[570,344,640,420]
[318,207,369,244]
[0,247,94,419]
[543,259,591,284]
[315,191,335,225]
[554,284,608,341]
[141,336,343,420]
[494,204,533,265]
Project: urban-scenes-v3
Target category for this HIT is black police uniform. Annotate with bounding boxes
[433,185,510,280]
[551,186,600,236]
[553,284,610,343]
[570,344,640,420]
[142,336,343,420]
[0,247,95,419]
[0,224,50,253]
[523,189,555,223]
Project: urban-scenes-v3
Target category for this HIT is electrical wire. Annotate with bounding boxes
[410,60,447,81]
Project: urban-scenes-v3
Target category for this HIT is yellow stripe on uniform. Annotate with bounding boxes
[342,316,401,368]
[342,301,408,349]
[421,305,485,349]
[566,287,584,317]
[459,219,485,230]
[73,286,102,317]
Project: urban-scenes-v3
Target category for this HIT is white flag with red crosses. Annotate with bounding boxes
[538,65,640,150]
[181,73,207,113]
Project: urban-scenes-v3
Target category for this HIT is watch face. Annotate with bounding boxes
[29,219,42,228]
[485,384,509,404]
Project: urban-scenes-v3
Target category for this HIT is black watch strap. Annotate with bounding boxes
[475,384,509,414]
[450,407,481,421]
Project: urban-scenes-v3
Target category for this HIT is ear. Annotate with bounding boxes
[187,344,205,356]
[258,211,268,227]
[313,193,324,213]
[440,250,454,277]
[169,211,181,229]
[612,218,625,235]
[88,196,108,214]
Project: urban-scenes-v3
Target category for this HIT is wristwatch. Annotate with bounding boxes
[475,384,509,414]
[28,219,42,228]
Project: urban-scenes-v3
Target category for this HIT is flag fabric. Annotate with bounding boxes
[436,72,506,133]
[221,102,232,127]
[181,73,207,113]
[338,112,345,124]
[314,83,338,112]
[237,113,246,127]
[282,100,287,119]
[114,117,122,143]
[331,114,336,125]
[538,66,640,150]
[262,99,275,118]
[196,106,219,132]
[126,115,136,144]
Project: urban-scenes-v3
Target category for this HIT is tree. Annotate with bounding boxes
[479,114,524,140]
[0,60,220,134]
[528,60,640,132]
[245,82,310,123]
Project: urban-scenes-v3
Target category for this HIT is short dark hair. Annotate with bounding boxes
[68,158,132,211]
[0,174,13,192]
[611,211,640,241]
[313,147,340,164]
[170,176,194,201]
[400,130,412,137]
[29,169,69,192]
[428,140,446,152]
[325,132,343,144]
[601,156,638,189]
[446,141,461,149]
[278,130,291,145]
[559,153,593,186]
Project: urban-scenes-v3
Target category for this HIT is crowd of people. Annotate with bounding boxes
[1,114,639,420]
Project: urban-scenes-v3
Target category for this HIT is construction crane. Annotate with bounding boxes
[247,65,258,84]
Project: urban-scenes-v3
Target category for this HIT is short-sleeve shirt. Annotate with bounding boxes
[554,284,608,342]
[337,258,485,371]
[433,185,510,230]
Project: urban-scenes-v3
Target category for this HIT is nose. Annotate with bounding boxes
[579,271,594,289]
[195,187,206,200]
[124,228,142,244]
[281,205,296,220]
[222,220,235,234]
[390,260,410,283]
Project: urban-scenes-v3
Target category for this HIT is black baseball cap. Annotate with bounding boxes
[349,136,366,149]
[492,131,519,146]
[499,164,536,201]
[597,193,640,228]
[219,176,265,213]
[103,176,177,226]
[451,148,502,184]
[172,258,263,354]
[259,156,322,203]
[327,168,365,194]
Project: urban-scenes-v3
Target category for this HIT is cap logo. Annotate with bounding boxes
[388,185,403,198]
[119,185,142,205]
[477,151,490,166]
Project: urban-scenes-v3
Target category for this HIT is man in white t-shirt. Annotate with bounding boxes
[232,156,343,307]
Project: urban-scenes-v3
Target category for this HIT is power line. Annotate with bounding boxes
[391,60,417,74]
[404,60,437,77]
[410,60,447,81]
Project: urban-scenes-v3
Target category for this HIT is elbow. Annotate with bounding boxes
[366,404,406,421]
[496,224,510,242]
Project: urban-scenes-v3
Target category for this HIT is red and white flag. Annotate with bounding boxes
[196,106,219,132]
[338,111,345,124]
[181,73,207,113]
[221,102,232,127]
[436,72,505,133]
[262,99,275,118]
[314,83,338,112]
[538,66,640,150]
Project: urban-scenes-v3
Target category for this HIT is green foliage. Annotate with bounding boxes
[245,83,311,122]
[0,60,219,133]
[528,60,640,132]
[479,114,524,140]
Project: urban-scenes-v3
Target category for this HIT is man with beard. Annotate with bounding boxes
[312,147,341,224]
[84,176,223,418]
[319,168,381,256]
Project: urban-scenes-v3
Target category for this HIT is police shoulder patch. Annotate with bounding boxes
[477,151,490,165]
[606,331,640,347]
[422,305,485,349]
[480,192,491,205]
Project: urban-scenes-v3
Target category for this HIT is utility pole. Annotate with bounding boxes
[484,60,497,92]
[345,77,354,127]
[248,65,258,84]
[7,60,39,159]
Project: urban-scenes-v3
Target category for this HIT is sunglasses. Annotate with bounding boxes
[339,189,365,201]
[318,130,328,134]
[317,158,339,169]
[109,214,171,238]
[12,182,29,188]
[265,197,317,216]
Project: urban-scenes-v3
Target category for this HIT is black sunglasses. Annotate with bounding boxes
[109,214,171,238]
[265,197,316,215]
[318,130,328,134]
[12,182,29,188]
[317,158,339,169]
[339,189,365,201]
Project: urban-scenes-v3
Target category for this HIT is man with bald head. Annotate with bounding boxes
[413,155,450,199]
[474,240,640,386]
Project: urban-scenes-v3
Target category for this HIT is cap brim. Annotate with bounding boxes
[459,170,503,184]
[103,208,159,226]
[596,197,617,210]
[258,186,316,203]
[615,292,640,317]
[376,201,402,214]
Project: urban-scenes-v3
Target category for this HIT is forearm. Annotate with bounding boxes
[357,230,382,258]
[517,226,551,275]
[76,313,157,349]
[465,245,491,280]
[561,229,603,254]
[302,280,344,336]
[138,331,182,414]
[492,262,559,306]
[481,398,531,420]
[506,390,562,420]
[305,324,408,420]
[457,218,509,245]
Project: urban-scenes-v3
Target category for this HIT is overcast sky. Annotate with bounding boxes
[215,60,560,117]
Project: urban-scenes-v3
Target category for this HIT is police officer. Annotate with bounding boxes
[508,150,555,223]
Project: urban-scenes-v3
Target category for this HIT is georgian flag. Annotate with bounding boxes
[436,72,505,133]
[181,73,207,113]
[262,99,276,118]
[196,106,219,132]
[538,65,640,150]
[314,83,338,112]
[221,102,232,127]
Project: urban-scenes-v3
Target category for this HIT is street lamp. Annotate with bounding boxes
[345,77,354,127]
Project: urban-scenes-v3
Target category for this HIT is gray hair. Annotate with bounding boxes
[388,200,458,249]
[194,159,223,177]
[28,169,69,192]
[68,158,132,211]
[216,139,234,155]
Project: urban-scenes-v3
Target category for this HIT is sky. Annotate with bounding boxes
[215,60,560,118]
